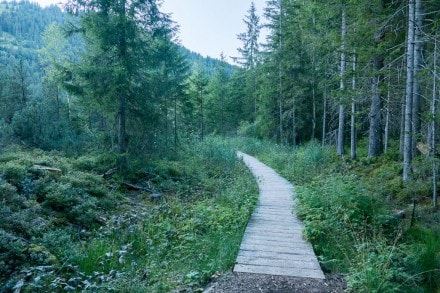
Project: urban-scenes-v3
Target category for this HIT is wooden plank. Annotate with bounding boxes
[234,264,325,279]
[237,249,318,262]
[236,256,322,270]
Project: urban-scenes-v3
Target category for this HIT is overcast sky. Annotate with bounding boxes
[161,0,267,61]
[28,0,268,62]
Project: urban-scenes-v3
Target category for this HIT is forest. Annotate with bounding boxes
[0,0,439,292]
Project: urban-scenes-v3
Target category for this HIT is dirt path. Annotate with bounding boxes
[203,271,346,292]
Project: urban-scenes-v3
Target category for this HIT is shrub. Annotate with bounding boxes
[1,161,28,187]
[0,229,27,283]
[296,174,389,272]
[0,180,18,200]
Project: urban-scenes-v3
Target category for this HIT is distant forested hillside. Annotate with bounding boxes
[180,47,236,76]
[0,0,232,82]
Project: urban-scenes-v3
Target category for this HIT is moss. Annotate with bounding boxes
[28,244,59,265]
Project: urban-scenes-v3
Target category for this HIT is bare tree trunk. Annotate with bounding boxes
[368,56,384,157]
[118,94,127,166]
[384,70,391,153]
[368,0,385,158]
[117,0,128,169]
[429,34,438,208]
[221,90,225,135]
[351,53,356,160]
[337,7,347,156]
[278,0,284,143]
[312,86,316,139]
[292,103,296,145]
[67,94,72,121]
[403,0,416,181]
[399,95,405,159]
[200,89,204,141]
[322,88,327,146]
[174,95,178,148]
[399,64,405,159]
[411,0,424,157]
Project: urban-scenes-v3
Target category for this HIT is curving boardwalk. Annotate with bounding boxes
[233,151,325,279]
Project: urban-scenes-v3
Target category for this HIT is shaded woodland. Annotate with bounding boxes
[0,0,439,291]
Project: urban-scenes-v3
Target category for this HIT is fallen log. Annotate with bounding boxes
[123,182,150,191]
[31,165,62,175]
[102,168,118,179]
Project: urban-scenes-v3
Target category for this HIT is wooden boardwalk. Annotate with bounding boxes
[233,152,325,279]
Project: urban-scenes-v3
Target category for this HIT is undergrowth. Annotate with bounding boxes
[0,137,258,292]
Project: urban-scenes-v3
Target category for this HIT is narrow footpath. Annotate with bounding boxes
[233,151,325,279]
[203,152,346,292]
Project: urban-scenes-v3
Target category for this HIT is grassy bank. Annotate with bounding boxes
[230,137,440,292]
[0,137,258,292]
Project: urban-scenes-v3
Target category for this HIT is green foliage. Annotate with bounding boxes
[56,137,258,292]
[405,226,440,291]
[0,138,258,291]
[296,175,385,269]
[0,145,121,288]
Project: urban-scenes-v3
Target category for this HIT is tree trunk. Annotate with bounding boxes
[292,101,296,146]
[368,56,384,157]
[312,86,316,139]
[117,0,127,169]
[430,35,438,208]
[278,0,284,143]
[118,94,127,166]
[200,89,204,141]
[411,0,424,157]
[337,7,347,156]
[174,94,178,148]
[403,0,416,181]
[398,63,404,159]
[384,70,391,153]
[350,53,356,160]
[221,90,225,135]
[322,88,327,146]
[399,95,405,159]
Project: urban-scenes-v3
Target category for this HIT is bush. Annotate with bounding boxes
[0,180,18,200]
[0,229,27,283]
[1,161,29,187]
[296,174,387,271]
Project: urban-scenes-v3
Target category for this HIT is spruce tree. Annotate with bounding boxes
[64,0,176,167]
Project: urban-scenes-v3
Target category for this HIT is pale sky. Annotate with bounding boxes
[28,0,268,62]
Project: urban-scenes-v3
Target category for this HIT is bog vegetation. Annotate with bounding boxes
[1,0,439,292]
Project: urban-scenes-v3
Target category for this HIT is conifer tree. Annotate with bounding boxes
[64,0,176,167]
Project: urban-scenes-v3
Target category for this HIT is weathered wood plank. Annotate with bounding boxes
[234,264,325,279]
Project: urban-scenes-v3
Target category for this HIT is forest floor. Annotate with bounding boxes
[203,271,347,292]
